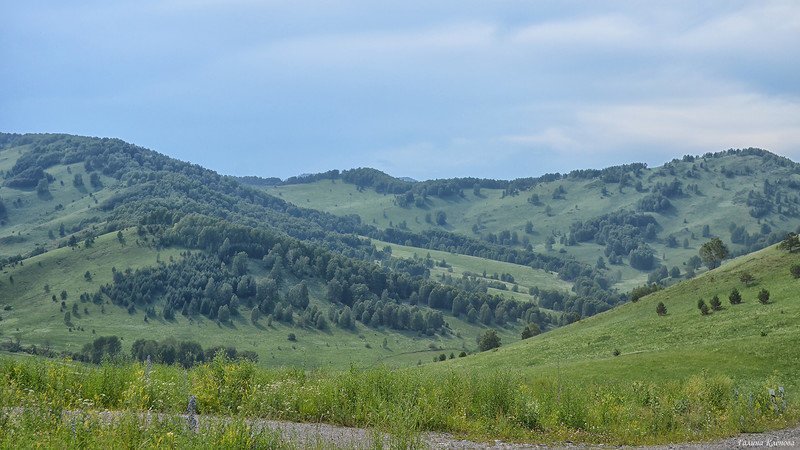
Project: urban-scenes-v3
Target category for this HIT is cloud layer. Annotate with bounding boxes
[2,1,798,179]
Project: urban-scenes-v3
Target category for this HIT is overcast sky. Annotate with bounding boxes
[2,1,799,180]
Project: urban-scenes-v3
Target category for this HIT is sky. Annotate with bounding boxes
[2,1,799,181]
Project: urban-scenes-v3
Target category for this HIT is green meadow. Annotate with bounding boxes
[0,230,525,370]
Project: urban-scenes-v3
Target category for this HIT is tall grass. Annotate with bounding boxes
[0,408,291,449]
[0,356,796,446]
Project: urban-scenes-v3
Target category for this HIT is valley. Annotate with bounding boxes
[1,133,798,446]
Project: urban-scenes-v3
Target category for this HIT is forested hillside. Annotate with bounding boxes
[270,149,800,290]
[0,133,572,365]
[3,133,799,371]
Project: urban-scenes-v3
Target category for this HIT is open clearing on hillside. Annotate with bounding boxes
[371,237,571,294]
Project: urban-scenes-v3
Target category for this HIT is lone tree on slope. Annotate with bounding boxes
[699,238,729,269]
[729,288,742,305]
[477,329,501,351]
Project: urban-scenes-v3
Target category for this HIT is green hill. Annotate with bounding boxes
[1,243,797,446]
[442,242,800,389]
[2,133,799,445]
[269,151,800,291]
[0,228,529,369]
[1,134,552,368]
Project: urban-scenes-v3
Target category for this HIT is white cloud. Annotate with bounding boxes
[505,92,800,162]
[583,94,800,152]
[238,23,498,69]
[510,15,646,48]
[670,1,800,57]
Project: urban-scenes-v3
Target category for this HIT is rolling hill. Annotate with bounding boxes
[2,241,797,446]
[443,241,800,388]
[268,151,800,291]
[2,132,799,445]
[0,133,557,367]
[2,133,799,376]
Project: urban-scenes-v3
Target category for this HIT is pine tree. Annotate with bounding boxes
[656,302,667,316]
[697,299,710,315]
[729,288,742,305]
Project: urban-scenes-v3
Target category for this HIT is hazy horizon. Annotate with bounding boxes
[3,1,799,180]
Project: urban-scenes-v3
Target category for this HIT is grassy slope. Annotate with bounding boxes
[372,238,571,294]
[270,155,800,290]
[0,145,118,260]
[0,230,524,369]
[439,244,800,393]
[371,238,566,322]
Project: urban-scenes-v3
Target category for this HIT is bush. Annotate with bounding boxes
[790,264,800,279]
[287,333,296,341]
[521,323,541,339]
[477,329,501,351]
[710,295,722,311]
[697,299,710,315]
[758,289,770,304]
[656,302,667,316]
[729,288,742,305]
[629,283,661,302]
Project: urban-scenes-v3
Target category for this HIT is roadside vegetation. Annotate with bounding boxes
[1,354,796,446]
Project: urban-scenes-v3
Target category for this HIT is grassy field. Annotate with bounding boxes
[269,154,800,290]
[440,244,800,394]
[370,238,567,323]
[1,243,798,446]
[0,230,526,370]
[372,238,571,293]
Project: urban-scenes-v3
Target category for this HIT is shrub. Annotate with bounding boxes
[287,333,296,341]
[729,288,742,305]
[477,329,501,351]
[758,289,770,304]
[629,283,661,302]
[656,302,667,316]
[790,264,800,279]
[698,299,710,315]
[710,295,722,311]
[521,323,541,339]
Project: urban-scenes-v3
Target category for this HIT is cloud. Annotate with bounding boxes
[581,94,800,153]
[510,14,646,48]
[229,22,497,73]
[2,1,799,179]
[502,92,800,164]
[670,1,800,57]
